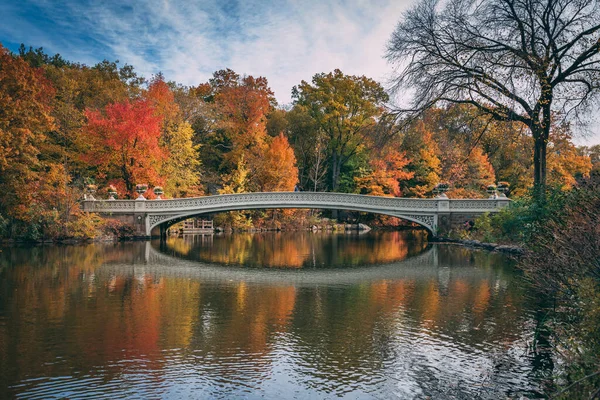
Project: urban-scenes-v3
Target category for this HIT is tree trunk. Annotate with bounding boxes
[331,152,339,191]
[532,98,552,199]
[331,153,340,219]
[533,134,548,197]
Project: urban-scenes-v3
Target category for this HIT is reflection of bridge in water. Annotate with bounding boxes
[83,192,510,236]
[95,242,505,289]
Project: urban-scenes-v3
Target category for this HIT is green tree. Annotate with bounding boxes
[286,105,326,191]
[292,69,389,191]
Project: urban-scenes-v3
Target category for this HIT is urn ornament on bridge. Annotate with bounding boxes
[85,184,97,201]
[135,184,148,200]
[107,185,118,200]
[153,186,164,200]
[497,182,510,198]
[433,183,449,198]
[487,184,497,198]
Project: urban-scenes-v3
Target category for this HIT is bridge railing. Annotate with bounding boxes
[82,192,510,214]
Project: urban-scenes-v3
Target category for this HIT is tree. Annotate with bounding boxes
[445,147,496,198]
[213,73,273,167]
[399,120,441,197]
[195,69,275,192]
[83,99,166,196]
[292,69,389,191]
[145,75,180,128]
[0,44,55,222]
[286,105,327,191]
[580,144,600,173]
[254,133,299,192]
[546,122,592,188]
[387,0,600,192]
[355,150,413,196]
[160,122,202,197]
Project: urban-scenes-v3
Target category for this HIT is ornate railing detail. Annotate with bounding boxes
[401,214,436,228]
[91,192,447,213]
[92,201,136,211]
[448,199,503,210]
[148,214,175,227]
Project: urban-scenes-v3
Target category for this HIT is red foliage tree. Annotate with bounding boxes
[83,99,166,197]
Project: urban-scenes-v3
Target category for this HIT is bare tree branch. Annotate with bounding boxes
[387,0,600,188]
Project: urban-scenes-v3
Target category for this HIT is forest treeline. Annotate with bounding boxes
[0,43,597,240]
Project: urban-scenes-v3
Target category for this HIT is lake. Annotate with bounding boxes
[0,231,549,399]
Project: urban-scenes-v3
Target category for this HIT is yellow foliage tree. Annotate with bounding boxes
[161,122,202,197]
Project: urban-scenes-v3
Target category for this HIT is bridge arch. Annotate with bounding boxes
[148,207,436,236]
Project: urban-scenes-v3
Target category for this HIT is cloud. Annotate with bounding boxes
[1,0,410,102]
[1,0,598,144]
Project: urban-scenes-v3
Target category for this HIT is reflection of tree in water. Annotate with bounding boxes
[163,230,429,268]
[0,242,545,398]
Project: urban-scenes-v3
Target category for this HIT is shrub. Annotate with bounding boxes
[103,219,136,239]
[469,185,570,245]
[520,173,600,398]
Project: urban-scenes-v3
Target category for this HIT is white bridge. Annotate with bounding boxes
[82,192,510,236]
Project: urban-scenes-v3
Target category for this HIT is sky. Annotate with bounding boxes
[1,0,598,145]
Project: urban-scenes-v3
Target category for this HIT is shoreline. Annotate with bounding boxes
[430,236,525,255]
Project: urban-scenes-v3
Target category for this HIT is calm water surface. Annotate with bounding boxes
[0,231,548,399]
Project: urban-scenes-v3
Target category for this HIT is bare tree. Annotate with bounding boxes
[387,0,600,191]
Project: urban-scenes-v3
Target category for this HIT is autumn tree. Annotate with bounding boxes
[399,120,441,197]
[160,122,202,197]
[213,71,273,168]
[83,99,166,196]
[145,76,202,197]
[387,0,600,193]
[193,69,277,193]
[546,122,592,188]
[254,133,299,192]
[355,150,413,197]
[292,69,389,191]
[285,106,328,191]
[0,44,55,226]
[445,147,496,198]
[580,144,600,173]
[145,75,179,128]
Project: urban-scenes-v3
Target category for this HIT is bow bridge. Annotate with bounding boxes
[82,192,510,237]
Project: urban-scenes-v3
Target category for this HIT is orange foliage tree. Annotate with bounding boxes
[212,71,273,171]
[355,150,413,196]
[0,44,55,222]
[255,133,299,192]
[83,99,166,197]
[146,75,180,127]
[399,120,441,197]
[546,123,592,189]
